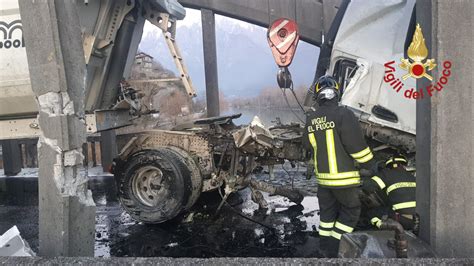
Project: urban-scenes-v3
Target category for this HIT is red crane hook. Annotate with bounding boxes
[267,18,300,67]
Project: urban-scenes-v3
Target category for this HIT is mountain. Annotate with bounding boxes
[139,17,319,99]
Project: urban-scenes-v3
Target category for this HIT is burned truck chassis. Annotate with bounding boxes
[112,114,305,223]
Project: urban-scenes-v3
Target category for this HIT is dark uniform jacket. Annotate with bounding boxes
[362,167,416,214]
[303,100,374,188]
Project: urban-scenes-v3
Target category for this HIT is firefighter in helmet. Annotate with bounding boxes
[361,154,418,233]
[303,75,376,257]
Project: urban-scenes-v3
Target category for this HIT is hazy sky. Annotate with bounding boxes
[143,8,253,34]
[140,8,319,99]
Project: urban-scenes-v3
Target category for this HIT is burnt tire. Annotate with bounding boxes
[116,148,198,223]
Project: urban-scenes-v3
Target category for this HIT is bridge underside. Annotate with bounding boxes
[179,0,343,46]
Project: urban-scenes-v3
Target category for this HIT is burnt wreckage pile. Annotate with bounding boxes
[112,114,305,223]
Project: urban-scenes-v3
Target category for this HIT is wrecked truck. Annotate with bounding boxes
[0,0,306,224]
[1,0,430,258]
[108,0,421,225]
[110,0,420,225]
[108,0,427,257]
[112,116,305,223]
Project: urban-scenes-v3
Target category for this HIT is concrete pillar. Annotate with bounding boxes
[415,0,434,244]
[19,0,96,256]
[416,0,474,257]
[25,139,38,168]
[1,140,22,176]
[201,9,220,117]
[91,141,98,167]
[100,130,117,172]
[82,142,89,167]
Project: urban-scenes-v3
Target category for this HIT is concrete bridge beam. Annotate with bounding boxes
[179,0,343,46]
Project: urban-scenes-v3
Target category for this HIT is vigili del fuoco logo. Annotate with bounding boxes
[383,23,452,100]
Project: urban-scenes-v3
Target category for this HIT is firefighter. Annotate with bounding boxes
[303,75,375,257]
[362,154,418,232]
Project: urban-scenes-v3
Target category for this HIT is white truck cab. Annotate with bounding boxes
[328,0,417,152]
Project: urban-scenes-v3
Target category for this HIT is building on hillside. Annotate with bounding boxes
[134,52,153,72]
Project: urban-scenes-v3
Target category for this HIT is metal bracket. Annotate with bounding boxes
[85,109,133,133]
[0,118,41,140]
[0,110,133,140]
[82,0,136,63]
[96,0,136,49]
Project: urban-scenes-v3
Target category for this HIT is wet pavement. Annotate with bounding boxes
[0,164,323,258]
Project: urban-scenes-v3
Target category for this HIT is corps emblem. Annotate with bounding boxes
[399,24,436,81]
[383,23,452,100]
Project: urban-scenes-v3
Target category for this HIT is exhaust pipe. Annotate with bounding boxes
[379,218,408,258]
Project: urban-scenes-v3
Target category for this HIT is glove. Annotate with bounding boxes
[360,160,382,177]
[359,169,373,178]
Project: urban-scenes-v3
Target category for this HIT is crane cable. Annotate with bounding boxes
[288,81,307,114]
[280,87,304,123]
[280,81,306,123]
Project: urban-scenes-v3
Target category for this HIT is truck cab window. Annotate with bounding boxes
[332,59,357,95]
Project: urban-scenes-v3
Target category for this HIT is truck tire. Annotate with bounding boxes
[116,148,202,223]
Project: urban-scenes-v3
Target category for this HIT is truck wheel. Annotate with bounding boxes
[116,148,201,223]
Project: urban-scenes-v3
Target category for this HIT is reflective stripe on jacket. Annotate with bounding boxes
[305,101,374,188]
[364,168,416,213]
